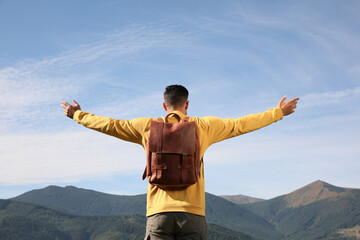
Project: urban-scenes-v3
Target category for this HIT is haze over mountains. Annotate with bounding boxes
[2,180,360,240]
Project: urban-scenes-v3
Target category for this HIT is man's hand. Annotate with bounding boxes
[278,96,299,116]
[61,100,81,119]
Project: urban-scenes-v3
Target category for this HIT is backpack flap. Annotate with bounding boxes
[161,121,196,154]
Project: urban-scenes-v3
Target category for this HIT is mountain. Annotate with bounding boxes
[13,186,282,240]
[243,180,360,240]
[11,180,360,240]
[0,199,255,240]
[220,194,265,204]
[283,179,355,207]
[205,193,283,240]
[12,185,147,216]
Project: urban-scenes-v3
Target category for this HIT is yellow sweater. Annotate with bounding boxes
[73,107,283,217]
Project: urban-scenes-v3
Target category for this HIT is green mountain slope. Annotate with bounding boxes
[207,223,255,240]
[10,180,360,240]
[13,185,146,216]
[243,180,360,240]
[13,186,281,240]
[0,200,255,240]
[205,193,283,240]
[0,200,146,240]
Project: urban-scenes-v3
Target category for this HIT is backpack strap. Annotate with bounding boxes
[164,112,182,123]
[142,167,147,180]
[164,112,190,122]
[142,116,165,180]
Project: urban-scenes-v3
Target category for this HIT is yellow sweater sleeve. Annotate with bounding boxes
[204,107,283,145]
[73,110,150,145]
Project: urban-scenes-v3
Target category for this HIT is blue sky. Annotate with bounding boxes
[1,0,359,199]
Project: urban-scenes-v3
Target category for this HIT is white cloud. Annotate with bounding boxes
[185,1,360,90]
[205,126,359,164]
[0,130,145,185]
[0,22,189,131]
[204,125,360,198]
[300,87,360,108]
[90,91,164,119]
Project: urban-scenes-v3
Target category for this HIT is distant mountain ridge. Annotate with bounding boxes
[10,180,360,240]
[220,194,265,204]
[283,180,355,207]
[12,186,281,240]
[12,185,147,215]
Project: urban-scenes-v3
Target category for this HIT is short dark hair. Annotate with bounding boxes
[164,85,189,108]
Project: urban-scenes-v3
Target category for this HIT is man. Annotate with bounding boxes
[61,85,299,240]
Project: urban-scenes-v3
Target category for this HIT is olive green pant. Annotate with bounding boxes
[144,212,207,240]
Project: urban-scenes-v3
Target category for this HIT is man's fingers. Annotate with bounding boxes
[61,100,78,119]
[61,101,71,107]
[61,102,69,109]
[278,96,287,107]
[278,96,300,116]
[290,97,300,103]
[289,98,300,107]
[281,96,287,103]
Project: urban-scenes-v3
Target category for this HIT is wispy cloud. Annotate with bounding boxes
[204,121,360,198]
[179,1,360,91]
[0,22,189,132]
[300,87,360,108]
[0,22,193,185]
[0,131,145,185]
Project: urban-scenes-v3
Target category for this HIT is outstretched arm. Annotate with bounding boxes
[205,95,299,144]
[61,100,81,119]
[60,100,148,145]
[277,96,300,116]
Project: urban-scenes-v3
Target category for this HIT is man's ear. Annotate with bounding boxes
[185,101,189,110]
[163,102,168,111]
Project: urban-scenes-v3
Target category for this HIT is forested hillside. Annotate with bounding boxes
[13,186,281,239]
[0,200,255,240]
[8,180,360,240]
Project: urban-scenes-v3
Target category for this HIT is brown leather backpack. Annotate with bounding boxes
[142,113,201,188]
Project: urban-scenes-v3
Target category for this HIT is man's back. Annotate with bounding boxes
[71,108,284,217]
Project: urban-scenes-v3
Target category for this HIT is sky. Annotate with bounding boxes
[0,0,359,200]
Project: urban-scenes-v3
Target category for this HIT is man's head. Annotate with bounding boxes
[163,85,189,114]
